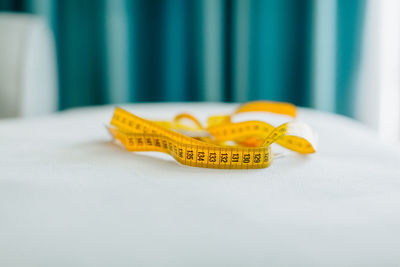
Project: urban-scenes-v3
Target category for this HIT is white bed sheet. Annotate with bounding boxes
[1,103,400,266]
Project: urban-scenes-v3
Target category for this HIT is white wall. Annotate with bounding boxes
[0,13,58,118]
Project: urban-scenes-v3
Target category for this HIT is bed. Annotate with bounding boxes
[1,103,400,266]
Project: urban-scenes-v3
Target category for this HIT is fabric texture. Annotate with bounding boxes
[0,103,400,266]
[0,0,366,117]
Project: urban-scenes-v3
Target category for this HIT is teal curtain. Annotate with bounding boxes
[0,0,366,117]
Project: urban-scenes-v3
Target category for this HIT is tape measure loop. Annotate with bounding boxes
[108,102,316,169]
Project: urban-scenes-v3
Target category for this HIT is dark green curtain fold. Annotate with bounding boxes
[0,0,366,117]
[249,0,311,104]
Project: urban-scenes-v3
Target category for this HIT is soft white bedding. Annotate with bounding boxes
[1,103,400,266]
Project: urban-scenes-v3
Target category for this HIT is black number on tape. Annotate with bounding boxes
[197,152,205,161]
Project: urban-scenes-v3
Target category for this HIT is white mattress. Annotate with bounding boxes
[1,103,400,266]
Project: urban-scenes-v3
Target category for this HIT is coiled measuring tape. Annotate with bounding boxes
[108,101,317,169]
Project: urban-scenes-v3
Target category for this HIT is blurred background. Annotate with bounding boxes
[0,0,399,142]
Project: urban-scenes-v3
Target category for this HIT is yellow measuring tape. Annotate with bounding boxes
[108,101,317,169]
